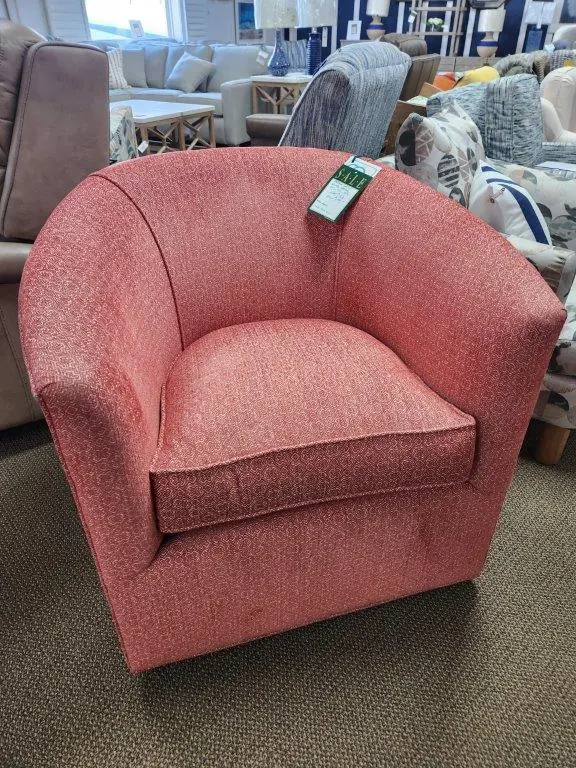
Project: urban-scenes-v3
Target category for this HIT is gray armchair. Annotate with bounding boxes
[247,42,411,158]
[0,21,109,430]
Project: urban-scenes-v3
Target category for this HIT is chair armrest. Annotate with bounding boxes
[0,241,32,283]
[220,78,252,146]
[19,176,182,583]
[506,235,576,304]
[538,142,576,164]
[336,169,566,495]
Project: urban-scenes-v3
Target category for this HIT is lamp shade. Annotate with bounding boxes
[254,0,298,29]
[297,0,337,28]
[477,6,506,33]
[367,0,390,16]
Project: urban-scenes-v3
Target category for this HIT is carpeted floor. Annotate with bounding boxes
[0,421,575,768]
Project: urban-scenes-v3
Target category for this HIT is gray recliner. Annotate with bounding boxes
[0,21,109,430]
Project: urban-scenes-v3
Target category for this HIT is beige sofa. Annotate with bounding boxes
[100,42,272,146]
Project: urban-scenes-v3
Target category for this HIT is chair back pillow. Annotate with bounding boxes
[107,49,128,90]
[395,101,485,206]
[469,162,552,244]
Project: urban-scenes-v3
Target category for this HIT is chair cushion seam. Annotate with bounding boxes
[152,422,476,474]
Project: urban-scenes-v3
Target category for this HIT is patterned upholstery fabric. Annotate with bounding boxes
[428,74,544,167]
[395,101,485,207]
[495,51,549,83]
[152,318,476,533]
[280,42,411,158]
[548,49,576,72]
[19,148,565,671]
[109,106,138,163]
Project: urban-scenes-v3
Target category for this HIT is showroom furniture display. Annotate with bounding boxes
[427,73,576,167]
[389,97,576,463]
[251,74,312,114]
[247,46,435,148]
[279,42,410,156]
[541,66,576,133]
[96,41,273,146]
[407,0,466,57]
[20,147,565,672]
[110,106,138,163]
[0,21,108,431]
[111,100,216,153]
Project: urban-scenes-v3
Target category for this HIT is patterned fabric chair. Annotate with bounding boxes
[109,106,138,163]
[19,148,564,672]
[279,42,411,158]
[427,74,576,167]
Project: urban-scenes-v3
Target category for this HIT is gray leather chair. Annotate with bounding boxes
[0,21,109,430]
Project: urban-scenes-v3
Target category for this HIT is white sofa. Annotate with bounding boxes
[97,41,272,146]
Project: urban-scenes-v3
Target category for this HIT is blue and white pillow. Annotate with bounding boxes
[469,162,553,244]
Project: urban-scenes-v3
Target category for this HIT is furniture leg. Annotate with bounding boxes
[178,118,186,151]
[534,423,571,465]
[139,126,150,155]
[208,115,216,148]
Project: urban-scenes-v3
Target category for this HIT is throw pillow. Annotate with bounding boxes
[107,49,128,90]
[395,101,485,206]
[455,66,499,88]
[166,52,216,93]
[489,159,576,251]
[121,48,147,88]
[469,162,553,244]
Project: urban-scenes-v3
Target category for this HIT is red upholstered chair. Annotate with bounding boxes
[19,148,564,673]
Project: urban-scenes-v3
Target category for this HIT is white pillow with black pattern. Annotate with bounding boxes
[469,162,553,244]
[395,101,485,206]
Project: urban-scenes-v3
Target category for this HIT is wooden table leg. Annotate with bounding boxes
[208,115,215,148]
[178,118,186,151]
[534,423,571,465]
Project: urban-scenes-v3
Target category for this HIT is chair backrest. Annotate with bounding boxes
[541,66,576,132]
[399,53,441,101]
[0,21,109,241]
[279,42,411,158]
[427,73,544,167]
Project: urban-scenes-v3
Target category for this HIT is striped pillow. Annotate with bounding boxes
[107,49,128,90]
[469,162,552,245]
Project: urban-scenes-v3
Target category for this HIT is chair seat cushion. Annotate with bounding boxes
[151,319,476,534]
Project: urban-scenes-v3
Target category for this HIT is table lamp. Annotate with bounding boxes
[366,0,390,40]
[254,0,299,76]
[476,5,506,60]
[297,0,337,75]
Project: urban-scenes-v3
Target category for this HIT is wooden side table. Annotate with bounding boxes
[178,106,216,151]
[251,74,313,115]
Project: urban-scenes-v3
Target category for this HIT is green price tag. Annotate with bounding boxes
[308,156,382,223]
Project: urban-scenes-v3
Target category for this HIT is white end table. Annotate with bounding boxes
[251,74,313,115]
[110,100,215,153]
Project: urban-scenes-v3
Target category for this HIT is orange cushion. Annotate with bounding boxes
[433,72,458,91]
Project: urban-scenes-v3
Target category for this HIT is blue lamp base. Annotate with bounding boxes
[306,30,322,76]
[268,29,290,77]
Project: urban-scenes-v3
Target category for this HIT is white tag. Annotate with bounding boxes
[257,46,270,66]
[308,156,381,223]
[408,12,416,22]
[138,140,149,154]
[322,27,328,47]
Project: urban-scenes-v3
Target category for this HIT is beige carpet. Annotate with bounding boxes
[0,421,575,768]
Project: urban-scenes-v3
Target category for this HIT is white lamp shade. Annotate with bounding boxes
[367,0,390,17]
[254,0,299,29]
[297,0,337,27]
[477,6,506,33]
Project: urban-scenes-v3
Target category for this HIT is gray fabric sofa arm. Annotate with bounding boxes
[506,235,576,304]
[538,142,576,165]
[0,241,32,283]
[220,78,252,146]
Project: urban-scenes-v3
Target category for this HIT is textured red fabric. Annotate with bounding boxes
[152,318,476,532]
[19,147,566,671]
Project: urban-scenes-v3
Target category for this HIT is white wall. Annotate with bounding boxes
[6,0,50,35]
[205,0,235,42]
